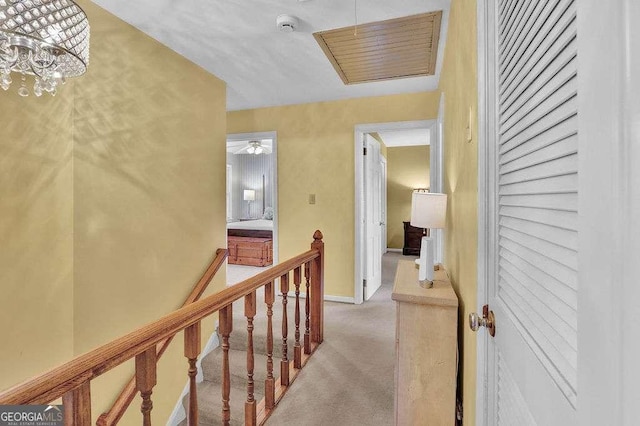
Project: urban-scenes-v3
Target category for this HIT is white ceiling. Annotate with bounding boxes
[377,129,430,147]
[91,0,450,111]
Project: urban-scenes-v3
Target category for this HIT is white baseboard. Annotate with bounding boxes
[387,248,402,253]
[167,320,220,426]
[285,292,355,304]
[325,294,355,304]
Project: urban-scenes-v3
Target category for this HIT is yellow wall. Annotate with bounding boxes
[0,84,75,390]
[370,132,388,158]
[439,0,478,424]
[228,92,440,298]
[0,2,227,424]
[386,146,430,248]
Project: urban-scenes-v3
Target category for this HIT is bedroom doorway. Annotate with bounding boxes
[226,132,278,285]
[354,119,442,304]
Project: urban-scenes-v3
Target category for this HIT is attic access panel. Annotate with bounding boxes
[313,11,443,85]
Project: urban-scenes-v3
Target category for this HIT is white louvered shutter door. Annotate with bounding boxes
[489,0,578,424]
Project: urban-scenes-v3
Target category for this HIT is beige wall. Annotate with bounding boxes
[73,2,228,423]
[228,92,440,298]
[439,0,479,424]
[0,86,75,390]
[0,2,227,424]
[386,146,430,249]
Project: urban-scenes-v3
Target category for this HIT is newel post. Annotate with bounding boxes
[310,230,324,344]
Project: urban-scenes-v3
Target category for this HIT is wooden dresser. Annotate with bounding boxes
[392,260,458,425]
[402,221,429,256]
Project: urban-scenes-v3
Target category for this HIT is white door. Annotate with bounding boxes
[483,0,578,424]
[363,134,382,300]
[380,156,387,255]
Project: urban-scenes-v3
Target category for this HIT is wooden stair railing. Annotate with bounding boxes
[97,248,229,426]
[0,231,325,426]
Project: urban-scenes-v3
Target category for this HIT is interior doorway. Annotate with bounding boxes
[354,120,442,304]
[226,132,278,284]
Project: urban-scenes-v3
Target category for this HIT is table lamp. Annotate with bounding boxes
[244,189,255,218]
[410,191,447,288]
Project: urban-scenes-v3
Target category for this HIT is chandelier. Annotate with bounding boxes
[0,0,90,97]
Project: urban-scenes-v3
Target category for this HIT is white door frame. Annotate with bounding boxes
[476,1,640,424]
[432,93,445,263]
[576,1,639,425]
[475,0,495,423]
[226,131,279,265]
[380,155,388,255]
[354,120,439,304]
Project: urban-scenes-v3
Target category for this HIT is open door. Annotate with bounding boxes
[380,156,388,255]
[363,134,383,300]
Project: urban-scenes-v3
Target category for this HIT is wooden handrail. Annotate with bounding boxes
[96,248,228,426]
[0,239,322,408]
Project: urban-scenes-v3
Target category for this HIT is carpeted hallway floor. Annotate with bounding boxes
[265,251,416,425]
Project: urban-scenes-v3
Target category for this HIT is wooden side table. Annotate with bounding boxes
[392,260,458,425]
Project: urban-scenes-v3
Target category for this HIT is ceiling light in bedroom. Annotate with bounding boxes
[247,142,263,154]
[0,0,90,97]
[237,140,272,155]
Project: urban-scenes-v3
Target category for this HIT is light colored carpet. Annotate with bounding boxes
[183,252,415,425]
[266,252,415,426]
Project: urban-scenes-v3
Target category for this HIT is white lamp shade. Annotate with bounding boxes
[243,190,256,201]
[410,192,447,229]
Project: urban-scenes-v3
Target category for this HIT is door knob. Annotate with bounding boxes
[469,305,496,337]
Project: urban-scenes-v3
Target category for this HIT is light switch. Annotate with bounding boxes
[309,194,316,204]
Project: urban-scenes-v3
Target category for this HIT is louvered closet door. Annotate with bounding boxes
[488,0,578,424]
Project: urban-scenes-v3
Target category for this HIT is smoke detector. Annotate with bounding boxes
[277,14,299,32]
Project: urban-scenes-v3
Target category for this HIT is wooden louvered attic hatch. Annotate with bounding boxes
[313,11,443,85]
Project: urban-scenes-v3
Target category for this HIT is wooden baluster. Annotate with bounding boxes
[135,347,157,426]
[311,230,325,344]
[293,266,302,369]
[184,321,201,426]
[63,381,91,425]
[220,305,233,426]
[280,272,290,387]
[245,291,257,426]
[304,262,311,355]
[265,281,275,409]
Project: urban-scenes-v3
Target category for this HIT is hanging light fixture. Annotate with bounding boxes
[0,0,90,97]
[235,140,271,155]
[248,141,262,155]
